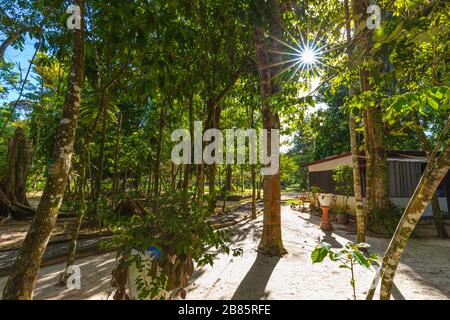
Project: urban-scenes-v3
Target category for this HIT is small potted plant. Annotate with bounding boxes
[317,193,333,207]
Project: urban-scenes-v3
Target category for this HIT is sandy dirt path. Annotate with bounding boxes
[186,205,450,300]
[1,203,449,300]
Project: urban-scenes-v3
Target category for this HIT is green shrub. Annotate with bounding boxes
[106,193,242,299]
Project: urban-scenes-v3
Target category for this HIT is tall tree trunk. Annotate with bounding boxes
[177,164,184,190]
[206,98,221,213]
[121,167,128,193]
[257,175,262,200]
[353,0,391,216]
[241,165,245,193]
[345,0,365,242]
[183,96,194,192]
[197,165,205,203]
[93,90,108,210]
[251,164,257,219]
[153,104,166,206]
[363,110,373,210]
[250,106,257,219]
[182,164,190,193]
[370,110,391,210]
[255,0,286,256]
[430,193,447,238]
[367,116,450,300]
[146,165,152,199]
[225,164,233,191]
[2,0,85,299]
[111,113,122,210]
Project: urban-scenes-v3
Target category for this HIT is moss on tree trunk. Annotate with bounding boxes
[2,0,85,299]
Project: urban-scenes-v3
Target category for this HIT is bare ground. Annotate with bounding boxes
[1,194,449,300]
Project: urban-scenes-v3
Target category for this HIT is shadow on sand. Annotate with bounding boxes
[231,252,280,300]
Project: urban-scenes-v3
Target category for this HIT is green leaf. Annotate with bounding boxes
[352,251,370,268]
[414,32,432,43]
[428,96,439,110]
[311,247,328,264]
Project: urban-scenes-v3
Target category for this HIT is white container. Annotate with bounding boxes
[318,193,333,207]
[127,248,172,300]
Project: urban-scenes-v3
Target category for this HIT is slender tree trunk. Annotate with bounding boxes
[177,164,183,190]
[183,96,194,192]
[171,164,181,190]
[206,98,220,213]
[344,0,365,242]
[250,106,257,219]
[225,164,233,191]
[135,169,141,192]
[367,116,450,300]
[111,113,122,209]
[251,165,257,219]
[61,148,87,283]
[93,90,108,208]
[363,111,373,210]
[255,0,286,256]
[121,167,128,193]
[197,163,205,205]
[183,163,190,193]
[153,104,166,205]
[146,165,152,199]
[257,175,262,200]
[222,167,227,212]
[431,193,448,238]
[241,166,245,193]
[2,1,85,299]
[371,110,391,210]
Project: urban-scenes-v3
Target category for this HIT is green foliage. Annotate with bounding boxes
[293,85,350,163]
[280,153,301,186]
[368,204,404,236]
[311,241,377,300]
[310,186,321,194]
[332,165,354,197]
[332,165,354,215]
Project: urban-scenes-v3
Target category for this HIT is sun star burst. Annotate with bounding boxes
[300,46,319,65]
[268,33,328,82]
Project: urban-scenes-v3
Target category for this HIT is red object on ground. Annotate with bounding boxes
[320,206,333,231]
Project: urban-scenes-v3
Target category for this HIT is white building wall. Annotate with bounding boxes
[332,195,448,217]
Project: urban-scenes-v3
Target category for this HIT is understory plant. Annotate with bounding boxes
[311,242,378,300]
[368,204,404,236]
[309,186,321,210]
[332,165,354,214]
[106,193,242,300]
